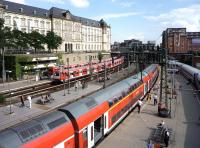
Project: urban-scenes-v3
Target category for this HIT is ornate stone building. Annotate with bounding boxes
[0,0,111,52]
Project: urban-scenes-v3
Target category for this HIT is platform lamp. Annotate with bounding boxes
[67,58,70,94]
[6,70,14,114]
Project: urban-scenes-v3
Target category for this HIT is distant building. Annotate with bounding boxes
[0,0,111,52]
[162,28,200,53]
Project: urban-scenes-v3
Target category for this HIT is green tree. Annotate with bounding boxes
[45,31,62,53]
[12,29,28,51]
[28,31,45,53]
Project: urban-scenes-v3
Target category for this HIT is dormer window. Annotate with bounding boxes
[62,10,71,19]
[44,12,48,17]
[19,8,23,12]
[33,10,37,15]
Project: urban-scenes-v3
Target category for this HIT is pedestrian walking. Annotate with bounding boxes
[137,99,142,113]
[153,94,158,105]
[20,95,25,107]
[164,130,170,147]
[27,95,32,109]
[147,93,151,102]
[74,81,77,91]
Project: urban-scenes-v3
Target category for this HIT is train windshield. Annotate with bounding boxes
[54,72,60,76]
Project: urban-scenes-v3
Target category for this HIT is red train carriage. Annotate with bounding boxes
[53,57,124,83]
[0,64,159,148]
[0,111,75,148]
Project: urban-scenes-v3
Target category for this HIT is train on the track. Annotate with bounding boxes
[52,57,124,82]
[169,61,200,92]
[0,64,159,148]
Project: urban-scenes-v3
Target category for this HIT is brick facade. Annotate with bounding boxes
[162,28,200,53]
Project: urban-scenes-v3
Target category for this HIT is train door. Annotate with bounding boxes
[103,112,109,134]
[93,116,103,144]
[87,122,94,148]
[144,83,148,95]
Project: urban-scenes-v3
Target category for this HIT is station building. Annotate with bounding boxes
[0,0,111,53]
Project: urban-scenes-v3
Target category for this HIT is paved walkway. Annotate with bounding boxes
[97,73,200,148]
[0,65,136,131]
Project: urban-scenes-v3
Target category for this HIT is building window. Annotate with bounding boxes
[34,20,38,28]
[21,28,26,33]
[40,21,45,28]
[21,18,26,27]
[40,30,45,35]
[5,16,11,25]
[46,22,50,30]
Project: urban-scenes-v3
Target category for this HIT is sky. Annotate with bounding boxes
[6,0,200,44]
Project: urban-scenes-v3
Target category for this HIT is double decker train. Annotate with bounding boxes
[52,57,124,82]
[0,64,159,148]
[170,61,200,93]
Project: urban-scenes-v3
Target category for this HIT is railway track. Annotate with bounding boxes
[0,65,124,105]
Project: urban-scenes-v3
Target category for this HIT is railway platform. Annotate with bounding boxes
[97,72,200,148]
[0,65,136,131]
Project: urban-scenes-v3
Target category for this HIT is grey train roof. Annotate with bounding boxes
[172,61,200,75]
[0,111,70,147]
[1,0,109,27]
[59,65,155,119]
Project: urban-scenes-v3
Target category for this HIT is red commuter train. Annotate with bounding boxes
[52,57,124,82]
[0,64,159,148]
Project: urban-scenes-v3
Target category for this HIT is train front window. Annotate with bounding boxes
[54,72,60,76]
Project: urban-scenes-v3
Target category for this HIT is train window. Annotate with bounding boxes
[47,117,67,129]
[112,115,116,123]
[54,72,60,76]
[118,95,123,100]
[113,98,118,103]
[122,91,126,97]
[91,126,93,141]
[104,116,107,129]
[83,128,87,140]
[108,100,113,107]
[18,124,44,142]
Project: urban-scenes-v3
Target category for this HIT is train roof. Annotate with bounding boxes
[60,80,131,118]
[0,111,70,146]
[60,64,156,119]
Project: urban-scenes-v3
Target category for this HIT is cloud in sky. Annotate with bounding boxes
[128,32,145,42]
[69,0,89,8]
[7,0,26,4]
[93,12,140,20]
[145,4,200,31]
[119,2,135,8]
[39,0,65,4]
[37,0,89,7]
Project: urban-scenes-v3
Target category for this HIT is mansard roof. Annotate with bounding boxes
[1,0,50,18]
[1,0,109,28]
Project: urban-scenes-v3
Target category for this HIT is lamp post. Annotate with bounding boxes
[63,67,66,96]
[103,61,106,89]
[6,70,13,114]
[67,58,70,94]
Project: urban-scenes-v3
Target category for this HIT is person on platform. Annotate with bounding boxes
[137,99,142,113]
[147,93,151,102]
[153,94,158,105]
[164,130,170,147]
[20,95,25,107]
[27,95,32,109]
